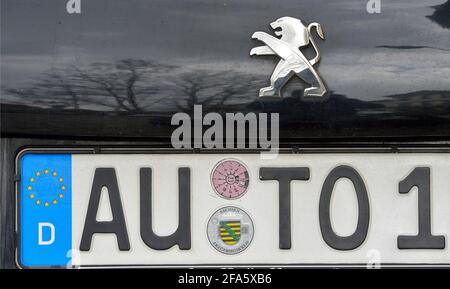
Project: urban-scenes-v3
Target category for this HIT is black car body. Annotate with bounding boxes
[1,0,449,268]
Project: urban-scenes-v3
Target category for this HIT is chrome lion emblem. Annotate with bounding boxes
[250,16,328,97]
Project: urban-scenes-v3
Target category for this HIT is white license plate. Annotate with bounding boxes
[16,149,450,268]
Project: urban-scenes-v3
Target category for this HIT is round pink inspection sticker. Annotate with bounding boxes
[211,159,250,199]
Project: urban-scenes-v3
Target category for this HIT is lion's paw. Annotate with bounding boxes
[251,31,265,40]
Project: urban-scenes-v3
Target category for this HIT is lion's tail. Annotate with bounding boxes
[307,23,325,40]
[307,23,324,66]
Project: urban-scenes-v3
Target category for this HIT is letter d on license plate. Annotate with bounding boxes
[16,149,450,268]
[18,154,72,267]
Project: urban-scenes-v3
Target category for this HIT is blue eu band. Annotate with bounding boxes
[19,154,72,267]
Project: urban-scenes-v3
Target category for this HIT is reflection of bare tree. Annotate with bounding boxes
[167,70,262,114]
[4,59,175,112]
[3,59,262,113]
[6,72,84,110]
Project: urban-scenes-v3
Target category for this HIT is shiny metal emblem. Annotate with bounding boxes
[250,16,328,97]
[207,206,254,255]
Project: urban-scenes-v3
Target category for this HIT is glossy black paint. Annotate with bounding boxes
[1,0,449,140]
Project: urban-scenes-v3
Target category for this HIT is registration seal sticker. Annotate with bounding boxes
[211,159,250,199]
[207,206,254,255]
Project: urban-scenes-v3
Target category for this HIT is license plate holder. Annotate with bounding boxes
[15,147,450,268]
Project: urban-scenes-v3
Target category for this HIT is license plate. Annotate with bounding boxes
[16,149,450,268]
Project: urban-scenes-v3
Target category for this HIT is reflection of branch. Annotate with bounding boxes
[126,66,141,112]
[49,73,80,109]
[72,66,131,111]
[168,70,259,113]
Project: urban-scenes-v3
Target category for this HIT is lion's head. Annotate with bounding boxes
[270,16,309,48]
